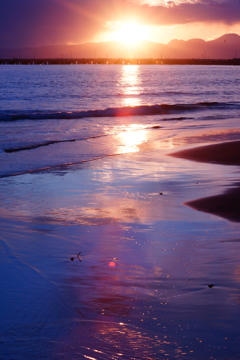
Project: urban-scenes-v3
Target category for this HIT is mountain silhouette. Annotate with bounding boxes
[0,33,239,59]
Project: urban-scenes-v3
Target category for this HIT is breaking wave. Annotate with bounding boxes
[0,101,235,121]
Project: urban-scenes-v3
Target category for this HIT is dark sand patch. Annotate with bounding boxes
[185,187,240,222]
[169,140,240,166]
[169,141,240,222]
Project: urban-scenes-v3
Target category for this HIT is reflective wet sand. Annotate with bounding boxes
[1,121,240,359]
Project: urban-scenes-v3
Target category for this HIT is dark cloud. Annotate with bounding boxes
[0,0,240,47]
[139,0,240,26]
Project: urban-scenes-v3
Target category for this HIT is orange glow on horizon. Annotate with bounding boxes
[94,20,240,47]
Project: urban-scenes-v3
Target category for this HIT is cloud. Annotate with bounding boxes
[138,0,240,26]
[0,0,240,47]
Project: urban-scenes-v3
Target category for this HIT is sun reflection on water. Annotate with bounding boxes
[120,65,141,107]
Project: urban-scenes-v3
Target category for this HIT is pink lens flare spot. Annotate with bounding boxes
[108,261,116,267]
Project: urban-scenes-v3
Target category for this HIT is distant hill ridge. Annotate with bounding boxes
[0,33,240,59]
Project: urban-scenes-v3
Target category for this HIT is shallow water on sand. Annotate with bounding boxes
[1,65,240,359]
[1,130,240,359]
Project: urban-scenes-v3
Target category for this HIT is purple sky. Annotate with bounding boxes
[1,0,240,47]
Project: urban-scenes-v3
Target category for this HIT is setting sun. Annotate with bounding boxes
[113,22,148,45]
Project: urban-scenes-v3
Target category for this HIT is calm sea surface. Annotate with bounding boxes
[1,64,240,359]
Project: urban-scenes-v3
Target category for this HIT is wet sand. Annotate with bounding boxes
[170,140,240,222]
[1,132,240,359]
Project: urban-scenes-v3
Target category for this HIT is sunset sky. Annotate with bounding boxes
[1,0,240,48]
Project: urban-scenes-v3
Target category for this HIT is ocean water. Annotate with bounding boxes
[1,64,240,359]
[0,64,240,177]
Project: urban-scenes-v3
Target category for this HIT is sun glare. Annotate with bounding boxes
[118,125,148,154]
[113,22,147,45]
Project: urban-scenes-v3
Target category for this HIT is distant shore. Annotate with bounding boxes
[1,58,240,66]
[170,140,240,222]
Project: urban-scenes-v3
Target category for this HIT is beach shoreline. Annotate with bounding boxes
[1,64,240,359]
